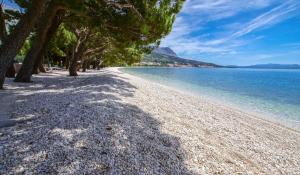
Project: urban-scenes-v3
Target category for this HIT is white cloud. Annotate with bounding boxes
[161,0,300,60]
[231,0,300,38]
[181,0,279,21]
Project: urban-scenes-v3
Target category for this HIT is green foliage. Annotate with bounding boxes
[16,38,31,62]
[102,44,145,66]
[6,0,185,67]
[78,0,185,66]
[48,24,76,57]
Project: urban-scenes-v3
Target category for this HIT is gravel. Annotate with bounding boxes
[0,68,299,175]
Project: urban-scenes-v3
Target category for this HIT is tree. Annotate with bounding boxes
[0,0,48,89]
[0,0,184,87]
[14,0,89,80]
[66,0,185,76]
[15,2,67,82]
[67,26,108,74]
[0,3,15,78]
[68,27,91,76]
[47,24,77,69]
[32,9,66,74]
[0,3,7,41]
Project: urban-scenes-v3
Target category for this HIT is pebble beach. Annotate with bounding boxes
[0,68,299,174]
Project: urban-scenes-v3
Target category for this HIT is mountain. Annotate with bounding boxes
[138,47,220,67]
[227,64,300,69]
[152,47,178,57]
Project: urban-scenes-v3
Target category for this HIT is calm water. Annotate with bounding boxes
[122,67,300,130]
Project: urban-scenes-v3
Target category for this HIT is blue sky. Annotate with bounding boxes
[3,0,300,66]
[160,0,300,66]
[2,0,18,9]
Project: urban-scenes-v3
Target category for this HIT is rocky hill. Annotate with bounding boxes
[139,47,220,67]
[152,47,178,57]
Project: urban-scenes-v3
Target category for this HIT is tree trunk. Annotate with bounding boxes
[69,33,89,76]
[69,47,80,76]
[69,47,87,76]
[15,3,65,82]
[32,52,45,74]
[82,60,88,72]
[65,57,70,69]
[39,61,46,73]
[32,57,46,74]
[32,9,65,75]
[82,67,86,72]
[86,60,91,71]
[6,62,15,78]
[32,51,43,74]
[65,49,72,69]
[92,61,96,69]
[69,62,78,76]
[0,0,47,89]
[2,5,15,78]
[32,66,39,74]
[0,4,7,42]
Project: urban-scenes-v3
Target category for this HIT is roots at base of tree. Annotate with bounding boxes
[14,76,33,83]
[69,72,78,76]
[69,62,78,76]
[69,68,78,76]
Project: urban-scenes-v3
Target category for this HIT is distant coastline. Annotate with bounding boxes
[132,63,300,69]
[140,47,300,69]
[226,63,300,69]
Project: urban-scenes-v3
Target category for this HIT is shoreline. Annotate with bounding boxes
[119,67,300,132]
[1,68,299,174]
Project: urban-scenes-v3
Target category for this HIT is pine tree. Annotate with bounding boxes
[0,0,48,89]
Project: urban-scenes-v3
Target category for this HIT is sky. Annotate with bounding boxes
[160,0,300,66]
[2,0,300,66]
[2,0,18,9]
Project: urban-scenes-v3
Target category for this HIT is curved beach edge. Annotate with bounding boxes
[117,67,300,133]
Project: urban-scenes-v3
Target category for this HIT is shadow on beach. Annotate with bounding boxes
[0,71,194,174]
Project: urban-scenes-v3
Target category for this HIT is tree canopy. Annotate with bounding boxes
[0,0,185,88]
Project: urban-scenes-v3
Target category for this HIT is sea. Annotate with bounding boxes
[121,67,300,130]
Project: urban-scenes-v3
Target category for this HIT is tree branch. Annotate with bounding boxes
[84,46,105,56]
[106,1,143,20]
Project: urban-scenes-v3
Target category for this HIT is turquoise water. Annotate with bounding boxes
[122,67,300,130]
